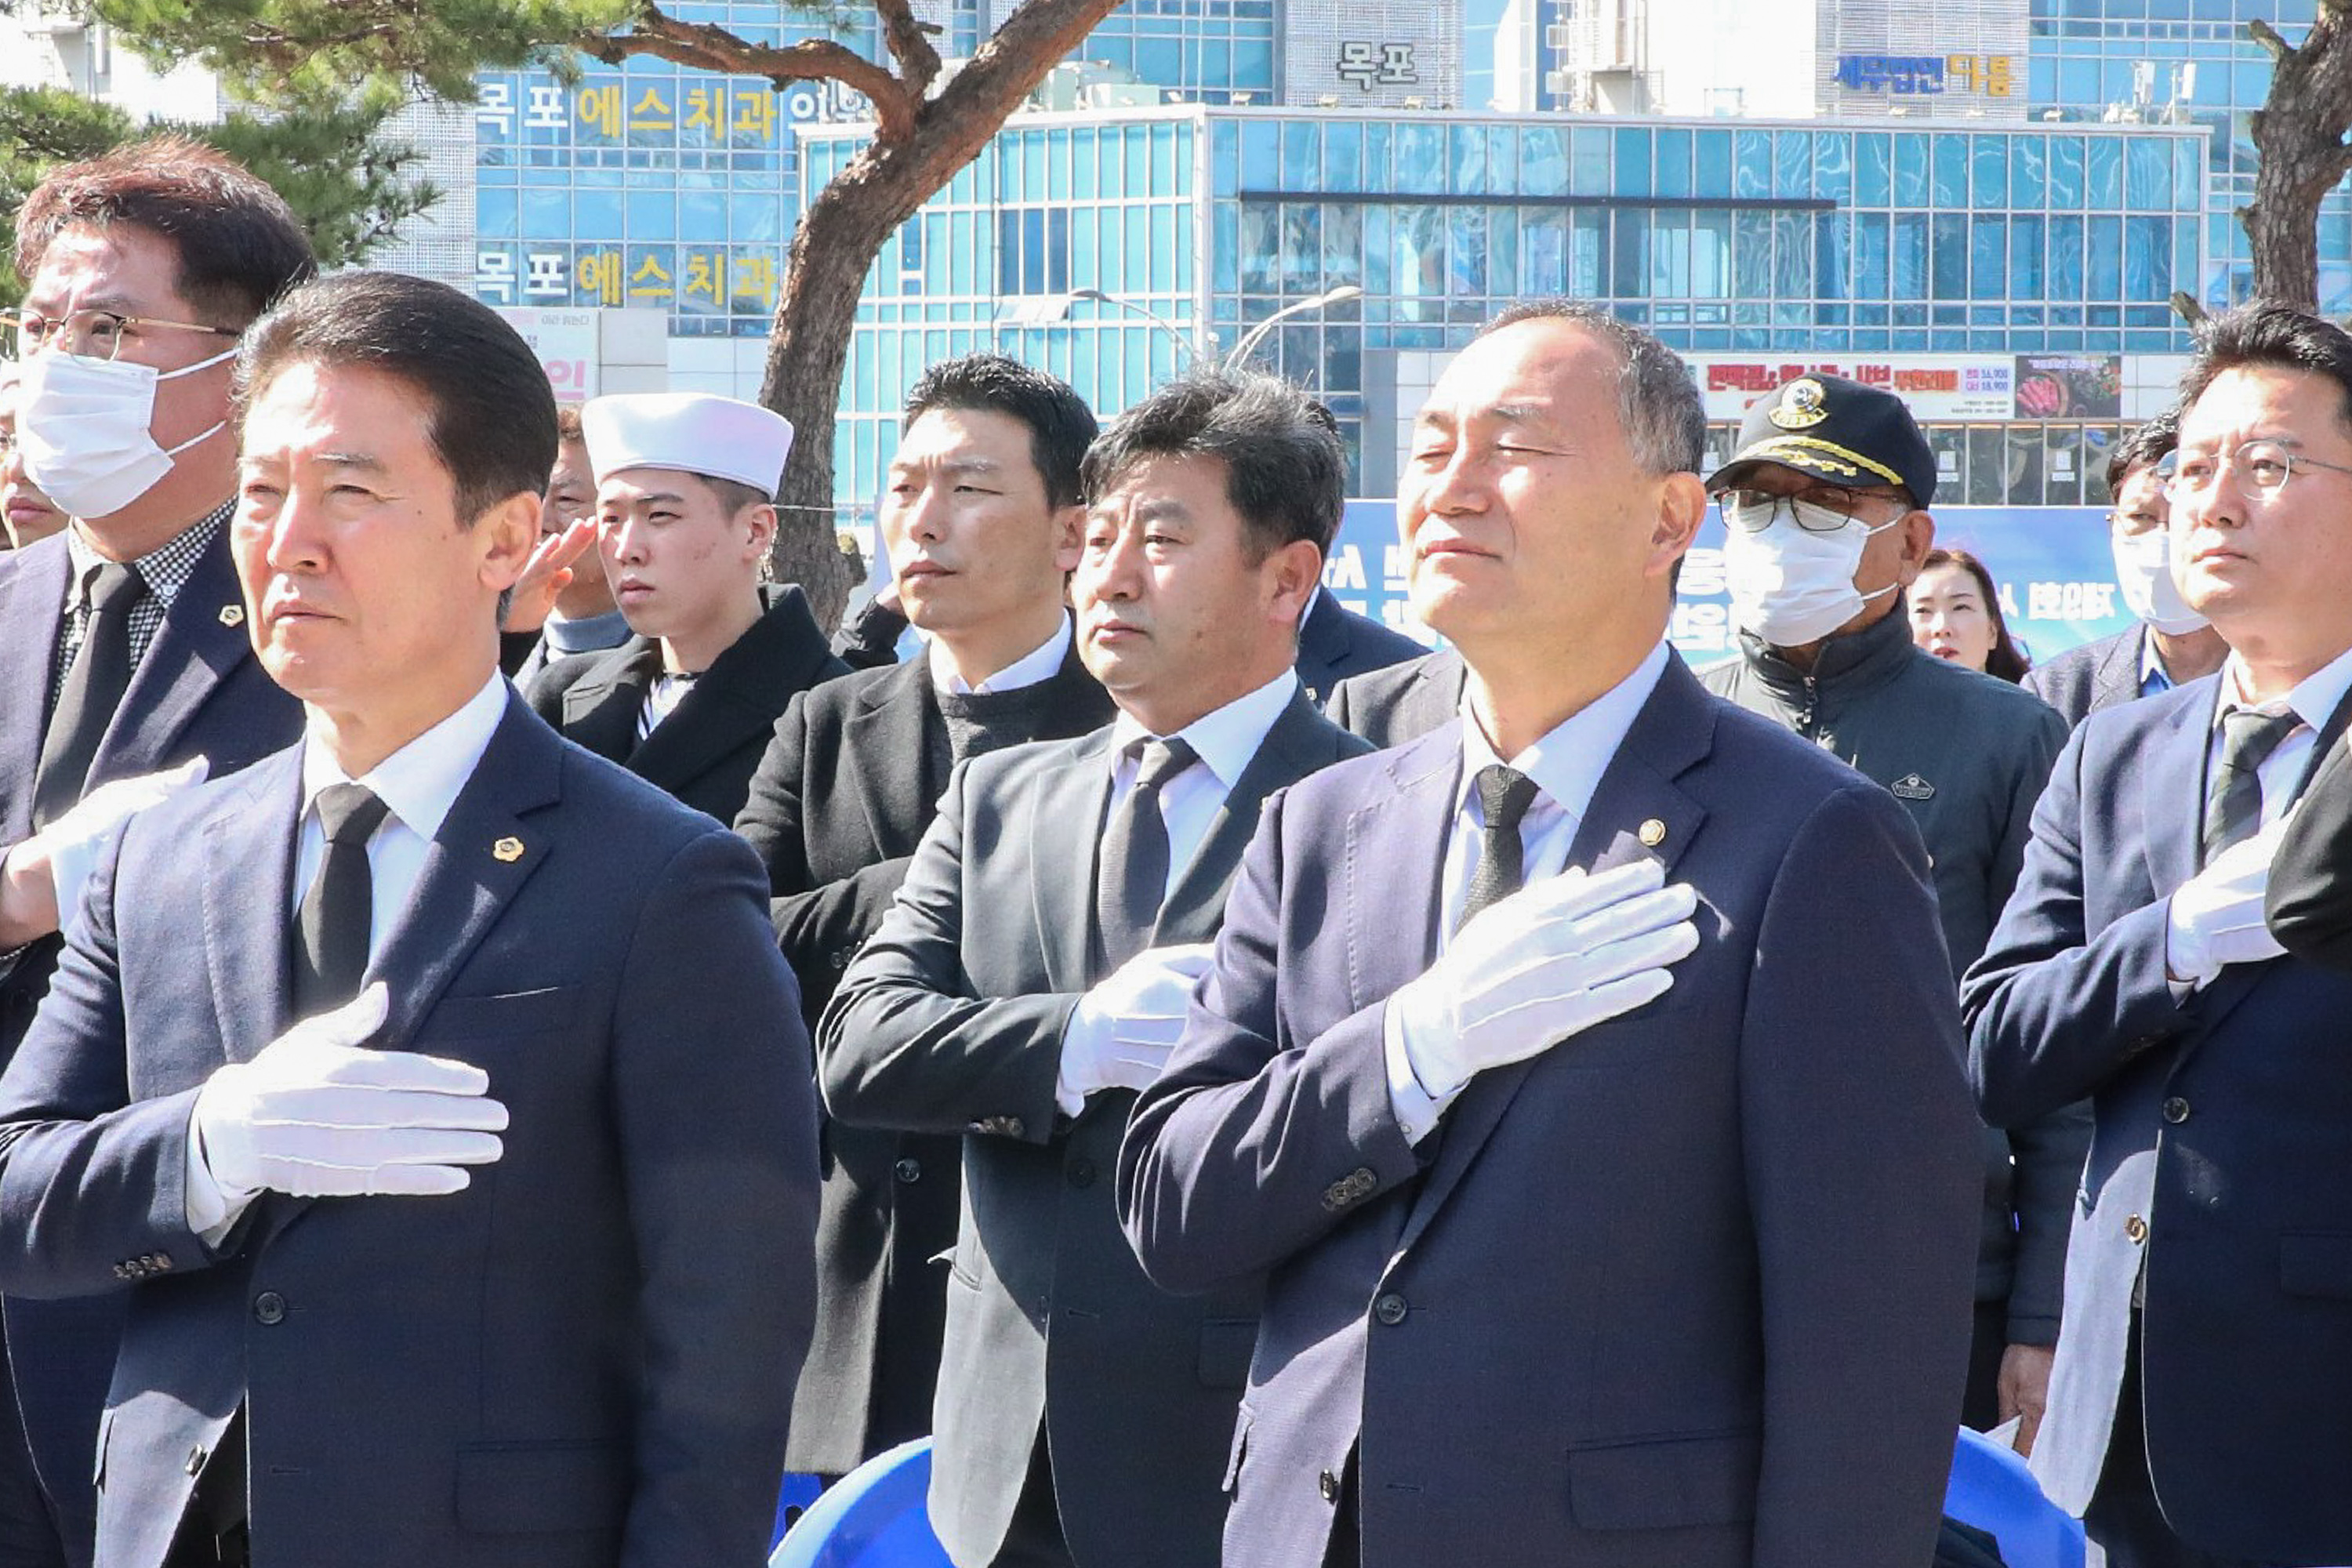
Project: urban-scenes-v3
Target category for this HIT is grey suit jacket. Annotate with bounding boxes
[819,689,1369,1568]
[2021,626,2147,731]
[1323,647,1467,750]
[1120,656,1981,1568]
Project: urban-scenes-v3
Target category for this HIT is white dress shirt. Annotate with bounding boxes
[187,673,510,1239]
[2205,641,2352,834]
[1101,667,1300,903]
[1054,669,1300,1116]
[930,613,1072,695]
[1385,641,1672,1142]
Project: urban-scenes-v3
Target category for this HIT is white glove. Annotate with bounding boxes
[1391,858,1700,1098]
[191,984,509,1200]
[45,757,209,932]
[1059,942,1218,1109]
[2167,815,2293,987]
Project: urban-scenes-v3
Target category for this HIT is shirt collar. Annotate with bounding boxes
[543,606,630,655]
[2139,628,2170,691]
[2217,640,2352,734]
[1454,641,1671,826]
[931,613,1073,696]
[63,500,230,611]
[299,673,510,843]
[1109,667,1301,792]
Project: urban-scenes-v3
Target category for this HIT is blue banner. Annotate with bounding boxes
[1320,500,2134,670]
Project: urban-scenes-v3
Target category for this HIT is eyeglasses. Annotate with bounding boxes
[0,307,238,364]
[1713,488,1909,533]
[2163,438,2352,500]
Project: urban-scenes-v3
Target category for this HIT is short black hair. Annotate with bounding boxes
[2105,406,2180,499]
[904,354,1097,510]
[16,136,316,329]
[236,271,557,528]
[1080,366,1345,557]
[1479,299,1706,475]
[2180,301,2352,443]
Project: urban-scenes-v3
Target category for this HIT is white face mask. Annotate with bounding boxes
[16,344,237,519]
[2111,528,2209,635]
[1721,496,1904,648]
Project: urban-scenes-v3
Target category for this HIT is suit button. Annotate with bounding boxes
[1067,1159,1097,1189]
[2162,1097,2190,1124]
[1004,1117,1025,1139]
[185,1446,207,1477]
[831,949,851,970]
[894,1157,923,1184]
[2125,1215,2149,1243]
[253,1290,287,1326]
[1373,1293,1408,1326]
[1319,1468,1340,1502]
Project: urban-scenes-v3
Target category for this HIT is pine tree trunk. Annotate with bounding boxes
[2242,2,2352,311]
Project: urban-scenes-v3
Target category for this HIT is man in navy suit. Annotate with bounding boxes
[0,271,818,1568]
[1967,302,2352,1567]
[1119,302,1980,1568]
[0,139,314,1568]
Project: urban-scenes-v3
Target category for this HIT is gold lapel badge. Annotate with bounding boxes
[218,604,245,628]
[492,836,525,863]
[1638,818,1668,848]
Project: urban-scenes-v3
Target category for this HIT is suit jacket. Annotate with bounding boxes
[1294,594,1425,707]
[1323,646,1467,750]
[732,640,1114,1474]
[819,690,1370,1568]
[0,524,302,1563]
[1118,655,1981,1568]
[0,696,819,1568]
[2021,626,2147,731]
[2268,726,2352,973]
[526,585,847,824]
[1965,676,2352,1562]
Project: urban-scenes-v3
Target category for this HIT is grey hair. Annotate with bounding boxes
[1478,300,1705,476]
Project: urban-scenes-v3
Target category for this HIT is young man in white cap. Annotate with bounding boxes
[527,390,847,823]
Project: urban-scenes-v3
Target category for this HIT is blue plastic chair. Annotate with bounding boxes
[771,1472,827,1551]
[769,1438,949,1568]
[1942,1426,2087,1568]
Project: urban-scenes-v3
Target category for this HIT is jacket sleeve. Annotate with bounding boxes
[816,762,1073,1142]
[1117,786,1425,1297]
[1963,722,2188,1126]
[0,822,213,1298]
[1740,781,1980,1568]
[611,826,818,1567]
[2270,730,2352,971]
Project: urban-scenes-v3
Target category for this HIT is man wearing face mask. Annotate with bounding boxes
[2024,411,2228,731]
[1698,373,2083,1456]
[0,138,314,1568]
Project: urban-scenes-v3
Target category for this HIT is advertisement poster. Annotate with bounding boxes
[1320,500,2130,671]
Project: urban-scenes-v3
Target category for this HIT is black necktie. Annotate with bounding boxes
[2201,709,2299,866]
[292,784,390,1018]
[31,561,146,828]
[1459,764,1540,932]
[1094,736,1197,970]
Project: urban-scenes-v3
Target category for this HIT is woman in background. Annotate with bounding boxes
[1910,546,2031,683]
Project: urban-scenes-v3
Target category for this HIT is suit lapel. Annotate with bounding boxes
[1295,594,1349,702]
[2142,681,2214,899]
[1028,730,1116,993]
[364,695,564,1051]
[0,541,70,841]
[561,640,661,765]
[844,657,939,858]
[96,531,256,782]
[1342,728,1459,1018]
[2095,627,2148,710]
[1158,691,1340,944]
[200,750,303,1065]
[1396,657,1715,1258]
[626,588,833,789]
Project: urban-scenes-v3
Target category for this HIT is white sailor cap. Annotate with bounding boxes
[580,392,793,495]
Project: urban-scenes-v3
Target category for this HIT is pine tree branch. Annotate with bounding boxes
[581,0,916,137]
[872,0,942,96]
[2249,16,2293,64]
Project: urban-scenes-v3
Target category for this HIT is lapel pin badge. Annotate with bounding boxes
[218,604,245,628]
[492,836,525,863]
[1638,818,1668,848]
